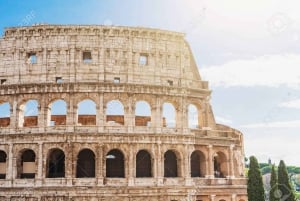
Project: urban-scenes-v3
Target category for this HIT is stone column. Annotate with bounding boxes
[124,96,135,132]
[156,143,163,185]
[210,195,216,201]
[231,194,237,201]
[207,145,214,178]
[38,98,45,128]
[9,96,17,128]
[185,146,192,185]
[175,105,183,130]
[128,145,134,186]
[37,142,43,185]
[97,144,104,186]
[182,100,188,130]
[229,145,235,178]
[98,93,104,132]
[7,144,13,182]
[65,144,73,186]
[66,96,75,125]
[154,97,162,132]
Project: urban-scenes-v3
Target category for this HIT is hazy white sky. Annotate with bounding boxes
[0,0,300,165]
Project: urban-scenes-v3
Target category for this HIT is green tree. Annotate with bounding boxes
[278,160,295,201]
[247,156,265,201]
[270,165,279,201]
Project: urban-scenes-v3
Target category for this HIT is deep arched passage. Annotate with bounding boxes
[190,150,206,177]
[0,151,7,179]
[47,149,65,178]
[0,102,10,127]
[136,150,152,177]
[77,99,96,125]
[76,149,95,178]
[19,149,36,179]
[214,152,228,178]
[106,149,124,178]
[164,150,178,177]
[135,101,151,126]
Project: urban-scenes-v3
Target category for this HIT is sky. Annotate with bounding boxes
[0,0,300,166]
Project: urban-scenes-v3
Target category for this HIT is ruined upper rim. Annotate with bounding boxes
[2,24,185,38]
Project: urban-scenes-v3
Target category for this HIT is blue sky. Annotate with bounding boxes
[1,0,300,165]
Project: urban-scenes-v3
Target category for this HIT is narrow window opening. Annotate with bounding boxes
[28,53,37,64]
[83,51,92,63]
[167,80,173,86]
[56,77,63,83]
[114,77,120,83]
[139,54,148,66]
[0,79,6,85]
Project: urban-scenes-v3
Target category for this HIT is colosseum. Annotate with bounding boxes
[0,24,247,201]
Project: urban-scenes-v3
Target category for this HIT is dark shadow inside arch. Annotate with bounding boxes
[0,151,7,179]
[136,150,152,177]
[164,150,178,177]
[76,149,95,178]
[20,149,36,179]
[191,150,205,177]
[106,149,124,178]
[47,149,65,178]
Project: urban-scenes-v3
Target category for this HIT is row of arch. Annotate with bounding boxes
[0,99,202,128]
[0,149,228,179]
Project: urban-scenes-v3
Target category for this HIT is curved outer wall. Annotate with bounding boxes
[0,25,247,201]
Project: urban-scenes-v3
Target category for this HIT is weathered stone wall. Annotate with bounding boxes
[0,25,247,201]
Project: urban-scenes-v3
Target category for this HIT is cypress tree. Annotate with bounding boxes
[247,156,265,201]
[278,160,295,201]
[269,165,279,201]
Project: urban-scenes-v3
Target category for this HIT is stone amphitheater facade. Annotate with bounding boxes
[0,25,247,201]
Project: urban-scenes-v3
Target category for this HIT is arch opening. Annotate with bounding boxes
[0,102,10,127]
[0,151,7,179]
[188,104,200,128]
[214,152,228,178]
[135,101,151,127]
[76,149,95,178]
[19,149,36,179]
[136,150,152,177]
[164,150,178,177]
[48,100,67,126]
[191,150,206,177]
[47,149,65,178]
[162,103,176,128]
[77,99,96,126]
[106,100,125,126]
[106,149,124,178]
[21,100,39,127]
